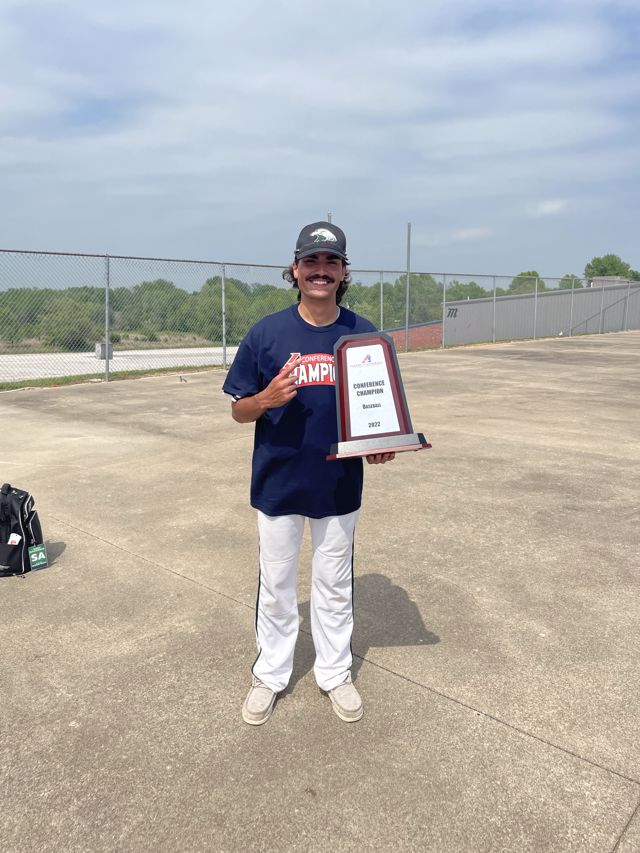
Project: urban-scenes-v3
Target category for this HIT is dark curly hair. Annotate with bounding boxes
[282,263,351,305]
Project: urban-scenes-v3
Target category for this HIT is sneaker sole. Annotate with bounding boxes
[242,696,276,726]
[325,691,364,723]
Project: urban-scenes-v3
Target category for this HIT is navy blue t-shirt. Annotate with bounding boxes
[223,303,376,518]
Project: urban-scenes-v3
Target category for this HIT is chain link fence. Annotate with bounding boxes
[1,249,639,386]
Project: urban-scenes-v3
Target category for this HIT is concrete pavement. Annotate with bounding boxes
[1,331,639,852]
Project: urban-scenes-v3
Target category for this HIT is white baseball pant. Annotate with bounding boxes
[252,509,359,693]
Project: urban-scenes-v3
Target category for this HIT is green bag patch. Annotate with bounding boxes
[29,543,48,570]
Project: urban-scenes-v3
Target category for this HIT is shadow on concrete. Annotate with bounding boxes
[32,540,67,573]
[287,572,439,691]
[46,540,67,563]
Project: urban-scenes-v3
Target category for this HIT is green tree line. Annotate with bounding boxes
[1,254,637,351]
[0,277,298,351]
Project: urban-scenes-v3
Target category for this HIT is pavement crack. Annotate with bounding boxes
[611,795,640,852]
[348,654,640,788]
[48,515,256,612]
[51,513,640,791]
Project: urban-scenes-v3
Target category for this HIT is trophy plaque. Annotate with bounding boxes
[327,332,431,461]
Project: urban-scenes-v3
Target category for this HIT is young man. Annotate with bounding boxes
[223,221,394,726]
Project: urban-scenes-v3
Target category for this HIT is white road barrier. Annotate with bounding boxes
[0,347,238,383]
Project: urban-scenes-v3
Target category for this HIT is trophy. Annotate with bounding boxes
[327,332,431,460]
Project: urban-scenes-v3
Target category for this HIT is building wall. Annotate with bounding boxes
[442,284,640,346]
[590,276,632,288]
[384,321,443,351]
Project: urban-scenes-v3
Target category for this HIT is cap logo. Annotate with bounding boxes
[310,228,337,244]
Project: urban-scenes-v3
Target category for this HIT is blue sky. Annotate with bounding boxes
[1,0,639,277]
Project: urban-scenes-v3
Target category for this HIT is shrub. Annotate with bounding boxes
[39,299,100,351]
[141,325,158,342]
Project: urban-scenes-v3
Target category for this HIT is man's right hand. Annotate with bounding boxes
[258,356,301,410]
[231,356,301,423]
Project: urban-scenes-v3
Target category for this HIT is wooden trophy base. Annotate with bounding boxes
[327,432,432,461]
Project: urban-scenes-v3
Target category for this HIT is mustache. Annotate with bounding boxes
[307,275,334,283]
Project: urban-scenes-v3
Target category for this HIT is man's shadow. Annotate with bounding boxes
[285,573,440,691]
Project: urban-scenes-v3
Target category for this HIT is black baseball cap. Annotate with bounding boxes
[294,221,349,263]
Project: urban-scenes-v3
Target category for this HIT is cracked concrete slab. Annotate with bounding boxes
[1,331,639,852]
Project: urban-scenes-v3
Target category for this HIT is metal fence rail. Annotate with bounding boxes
[1,249,638,385]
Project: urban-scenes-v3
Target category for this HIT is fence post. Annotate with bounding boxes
[533,276,538,340]
[379,271,384,331]
[622,279,631,331]
[569,279,575,336]
[492,275,497,343]
[104,254,110,383]
[221,264,227,369]
[404,223,411,353]
[599,284,605,334]
[441,274,447,349]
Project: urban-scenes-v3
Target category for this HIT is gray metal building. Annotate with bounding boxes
[443,282,640,346]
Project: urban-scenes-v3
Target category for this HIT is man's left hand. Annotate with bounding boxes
[366,452,396,464]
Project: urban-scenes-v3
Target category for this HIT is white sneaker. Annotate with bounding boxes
[242,676,277,726]
[326,674,363,722]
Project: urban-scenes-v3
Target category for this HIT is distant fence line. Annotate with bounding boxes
[1,248,638,386]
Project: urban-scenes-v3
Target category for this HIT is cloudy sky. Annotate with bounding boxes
[1,0,639,277]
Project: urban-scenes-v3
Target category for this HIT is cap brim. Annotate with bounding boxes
[295,247,348,262]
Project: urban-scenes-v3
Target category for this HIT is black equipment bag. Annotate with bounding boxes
[0,483,44,576]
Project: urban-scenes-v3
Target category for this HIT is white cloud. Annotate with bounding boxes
[0,0,638,273]
[416,227,494,248]
[452,228,494,241]
[526,199,570,217]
